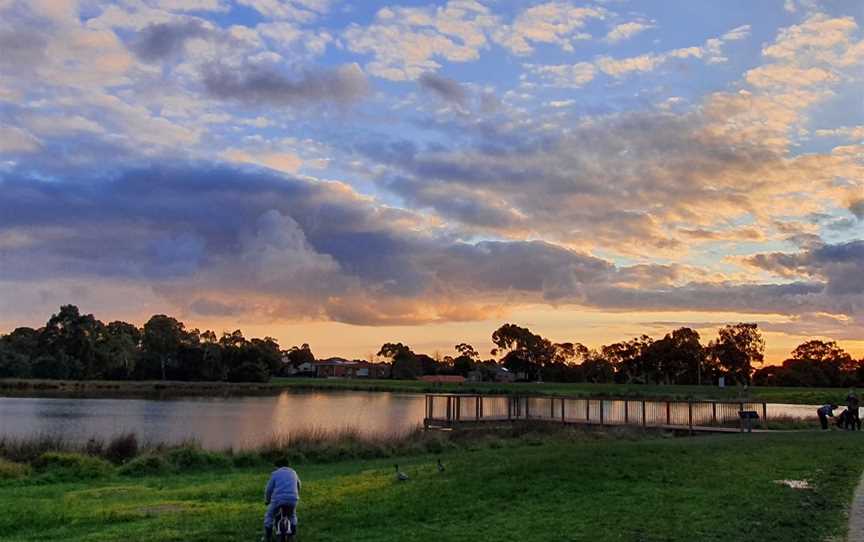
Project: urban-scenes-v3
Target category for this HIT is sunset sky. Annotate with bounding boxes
[0,0,862,363]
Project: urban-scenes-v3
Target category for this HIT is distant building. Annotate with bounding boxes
[493,367,516,383]
[419,375,466,384]
[314,358,391,379]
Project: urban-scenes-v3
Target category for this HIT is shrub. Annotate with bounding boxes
[33,452,113,479]
[166,446,231,471]
[118,454,173,477]
[105,433,139,464]
[0,458,30,480]
[0,434,69,463]
[231,451,267,468]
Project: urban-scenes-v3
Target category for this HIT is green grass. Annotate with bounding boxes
[3,377,859,405]
[0,431,861,541]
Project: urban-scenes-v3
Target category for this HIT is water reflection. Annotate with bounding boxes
[0,392,427,450]
[0,393,819,450]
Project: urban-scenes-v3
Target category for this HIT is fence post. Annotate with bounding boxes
[739,402,744,433]
[712,402,717,425]
[507,397,512,420]
[688,401,693,435]
[600,400,605,425]
[446,396,452,424]
[525,397,530,419]
[666,401,671,425]
[479,396,484,419]
[561,398,566,423]
[642,400,646,427]
[456,396,461,422]
[586,399,590,424]
[550,397,555,419]
[762,402,767,428]
[625,401,629,424]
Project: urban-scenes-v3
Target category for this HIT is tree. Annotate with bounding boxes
[97,321,141,379]
[707,323,765,385]
[378,342,421,379]
[285,343,315,368]
[602,336,653,384]
[40,305,105,380]
[755,340,856,387]
[141,315,188,380]
[491,324,554,381]
[641,328,705,385]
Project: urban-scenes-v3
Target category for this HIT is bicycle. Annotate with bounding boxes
[273,504,297,542]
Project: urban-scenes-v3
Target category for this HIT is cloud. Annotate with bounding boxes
[493,2,606,55]
[417,72,470,106]
[131,19,211,62]
[0,163,861,333]
[236,0,329,22]
[530,23,749,86]
[525,62,596,88]
[604,21,653,44]
[201,62,369,106]
[342,1,496,81]
[0,124,41,153]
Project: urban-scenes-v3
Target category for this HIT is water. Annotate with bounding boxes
[0,392,820,450]
[0,392,427,450]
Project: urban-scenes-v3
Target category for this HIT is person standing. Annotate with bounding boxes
[817,404,837,430]
[846,391,860,430]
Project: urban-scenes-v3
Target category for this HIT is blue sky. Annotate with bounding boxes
[0,0,862,360]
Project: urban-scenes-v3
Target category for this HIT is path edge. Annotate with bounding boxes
[847,471,864,542]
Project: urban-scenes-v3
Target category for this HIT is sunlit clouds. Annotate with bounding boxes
[0,0,861,360]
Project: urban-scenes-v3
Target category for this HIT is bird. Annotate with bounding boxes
[437,458,445,473]
[395,464,409,481]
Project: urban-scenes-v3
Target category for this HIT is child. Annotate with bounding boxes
[817,404,837,430]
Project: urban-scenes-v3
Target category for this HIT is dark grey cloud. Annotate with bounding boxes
[201,63,369,106]
[131,20,211,62]
[0,163,861,329]
[850,199,864,220]
[0,28,48,69]
[746,241,864,295]
[418,73,469,106]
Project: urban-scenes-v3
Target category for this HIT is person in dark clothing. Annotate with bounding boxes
[846,391,860,430]
[817,404,837,430]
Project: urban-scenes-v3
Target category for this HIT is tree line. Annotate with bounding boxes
[0,305,281,382]
[378,322,864,387]
[1,305,862,387]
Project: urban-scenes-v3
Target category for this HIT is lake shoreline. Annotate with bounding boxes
[0,377,853,404]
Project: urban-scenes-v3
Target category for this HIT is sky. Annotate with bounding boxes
[0,0,862,363]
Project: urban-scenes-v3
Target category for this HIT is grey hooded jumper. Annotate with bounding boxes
[264,467,301,528]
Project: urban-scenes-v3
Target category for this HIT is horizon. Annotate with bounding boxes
[0,0,862,366]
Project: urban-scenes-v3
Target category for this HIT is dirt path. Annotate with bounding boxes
[848,472,864,541]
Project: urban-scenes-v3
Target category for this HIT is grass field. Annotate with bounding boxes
[1,431,861,541]
[3,377,858,405]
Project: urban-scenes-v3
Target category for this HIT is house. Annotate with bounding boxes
[314,358,357,378]
[314,359,392,379]
[493,367,516,383]
[419,375,466,384]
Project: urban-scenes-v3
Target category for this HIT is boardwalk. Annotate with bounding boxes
[423,394,770,434]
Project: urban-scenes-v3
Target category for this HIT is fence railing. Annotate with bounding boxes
[424,394,768,433]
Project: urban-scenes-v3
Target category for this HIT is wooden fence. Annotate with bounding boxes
[423,394,769,433]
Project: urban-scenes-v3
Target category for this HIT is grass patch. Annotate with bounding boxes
[0,458,30,480]
[0,432,861,541]
[31,452,113,481]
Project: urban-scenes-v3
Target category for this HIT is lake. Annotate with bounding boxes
[0,392,820,449]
